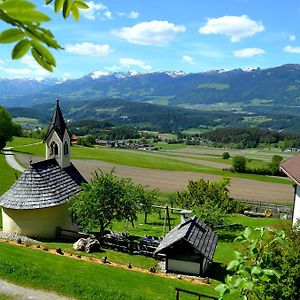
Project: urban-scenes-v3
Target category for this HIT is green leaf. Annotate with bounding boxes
[226,260,240,271]
[31,40,56,66]
[215,284,228,296]
[251,266,262,275]
[242,227,252,239]
[41,33,61,49]
[63,0,72,18]
[12,39,31,59]
[7,11,51,22]
[240,281,254,290]
[45,0,54,4]
[74,0,89,9]
[54,0,64,13]
[0,0,35,11]
[71,5,80,21]
[31,48,53,72]
[0,28,24,43]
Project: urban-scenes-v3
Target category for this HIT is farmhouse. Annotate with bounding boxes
[280,155,300,225]
[154,216,218,276]
[0,100,85,239]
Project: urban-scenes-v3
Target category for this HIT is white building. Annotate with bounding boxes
[0,100,85,239]
[280,156,300,225]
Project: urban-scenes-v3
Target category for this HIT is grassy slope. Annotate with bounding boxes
[12,137,290,184]
[0,153,20,197]
[0,243,220,300]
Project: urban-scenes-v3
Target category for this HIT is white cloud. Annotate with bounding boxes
[182,55,195,64]
[0,59,4,64]
[199,15,264,42]
[119,58,152,70]
[129,11,139,19]
[0,66,32,75]
[0,55,50,77]
[233,47,265,57]
[104,10,112,19]
[104,65,122,72]
[284,45,300,54]
[81,1,112,20]
[114,20,186,46]
[289,35,296,41]
[65,42,112,56]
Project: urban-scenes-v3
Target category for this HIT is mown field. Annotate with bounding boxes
[8,137,293,185]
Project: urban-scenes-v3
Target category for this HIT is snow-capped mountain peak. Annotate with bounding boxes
[89,70,109,80]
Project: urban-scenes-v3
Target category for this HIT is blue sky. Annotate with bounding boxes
[1,0,300,79]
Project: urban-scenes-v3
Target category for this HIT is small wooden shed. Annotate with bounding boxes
[154,217,218,276]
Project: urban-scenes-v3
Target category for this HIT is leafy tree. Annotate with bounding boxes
[222,152,230,159]
[232,156,247,173]
[216,227,285,300]
[176,177,236,213]
[137,187,158,224]
[269,155,283,175]
[70,170,140,237]
[0,0,88,71]
[258,221,300,299]
[0,106,15,149]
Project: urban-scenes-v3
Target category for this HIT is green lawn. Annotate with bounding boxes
[0,242,221,300]
[0,212,287,300]
[6,137,42,148]
[0,153,20,197]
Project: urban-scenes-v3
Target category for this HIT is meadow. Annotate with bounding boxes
[0,210,287,300]
[8,137,293,185]
[0,140,292,299]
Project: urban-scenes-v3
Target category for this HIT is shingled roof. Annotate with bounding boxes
[154,217,218,261]
[0,159,85,210]
[44,99,67,142]
[280,154,300,185]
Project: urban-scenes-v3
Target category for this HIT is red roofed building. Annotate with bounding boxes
[280,154,300,225]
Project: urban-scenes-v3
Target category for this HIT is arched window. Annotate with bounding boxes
[50,141,59,156]
[64,141,69,155]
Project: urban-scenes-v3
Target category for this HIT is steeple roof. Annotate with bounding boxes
[45,99,67,141]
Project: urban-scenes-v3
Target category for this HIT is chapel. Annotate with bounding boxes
[0,100,85,238]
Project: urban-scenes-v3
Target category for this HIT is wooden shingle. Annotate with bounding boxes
[0,159,85,210]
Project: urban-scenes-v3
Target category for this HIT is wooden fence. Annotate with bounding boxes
[175,288,218,300]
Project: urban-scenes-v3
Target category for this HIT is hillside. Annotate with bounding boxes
[2,64,300,113]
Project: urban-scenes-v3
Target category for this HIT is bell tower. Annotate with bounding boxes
[44,99,71,168]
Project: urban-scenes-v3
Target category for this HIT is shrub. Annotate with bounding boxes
[222,152,230,159]
[232,156,247,173]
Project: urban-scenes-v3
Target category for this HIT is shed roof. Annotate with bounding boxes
[280,154,300,185]
[154,217,218,261]
[0,159,85,210]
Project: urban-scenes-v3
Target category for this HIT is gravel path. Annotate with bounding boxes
[3,148,25,172]
[0,279,73,300]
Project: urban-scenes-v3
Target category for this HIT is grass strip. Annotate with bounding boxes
[0,242,220,300]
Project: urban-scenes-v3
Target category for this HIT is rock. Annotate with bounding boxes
[177,275,182,279]
[56,247,63,255]
[85,238,100,253]
[149,267,156,273]
[127,262,132,269]
[73,237,100,253]
[73,238,88,251]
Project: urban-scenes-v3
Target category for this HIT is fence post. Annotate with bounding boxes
[175,288,179,300]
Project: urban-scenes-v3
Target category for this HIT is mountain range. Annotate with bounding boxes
[2,64,300,112]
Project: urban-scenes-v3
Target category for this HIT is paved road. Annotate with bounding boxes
[0,279,73,300]
[3,148,25,173]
